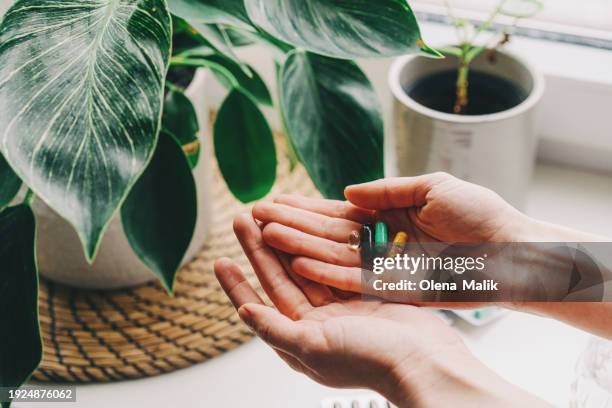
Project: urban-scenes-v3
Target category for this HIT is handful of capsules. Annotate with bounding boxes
[348,222,408,257]
[349,222,507,327]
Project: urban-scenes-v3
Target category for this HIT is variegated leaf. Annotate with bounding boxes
[244,0,436,59]
[280,52,384,199]
[0,0,171,260]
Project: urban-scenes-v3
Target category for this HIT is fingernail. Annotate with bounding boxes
[238,305,253,328]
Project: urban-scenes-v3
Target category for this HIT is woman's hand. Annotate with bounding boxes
[214,213,546,407]
[252,173,612,338]
[251,173,530,296]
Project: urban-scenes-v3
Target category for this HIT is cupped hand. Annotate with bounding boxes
[215,213,467,405]
[251,173,531,297]
[214,213,545,407]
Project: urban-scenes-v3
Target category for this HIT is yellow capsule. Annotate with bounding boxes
[387,231,408,257]
[393,231,408,245]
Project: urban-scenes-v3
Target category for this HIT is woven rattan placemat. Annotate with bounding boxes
[33,145,318,383]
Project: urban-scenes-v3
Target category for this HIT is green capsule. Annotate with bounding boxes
[374,222,388,248]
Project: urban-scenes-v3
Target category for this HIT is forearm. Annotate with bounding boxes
[516,216,610,243]
[383,345,549,408]
[512,302,612,340]
[511,217,612,338]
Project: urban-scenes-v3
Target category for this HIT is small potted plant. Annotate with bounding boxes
[0,0,440,402]
[389,0,545,208]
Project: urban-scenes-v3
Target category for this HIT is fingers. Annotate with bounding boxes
[238,303,306,357]
[274,194,375,224]
[291,257,362,293]
[262,223,361,267]
[344,173,452,210]
[214,258,264,309]
[233,213,313,319]
[276,250,335,306]
[253,202,361,243]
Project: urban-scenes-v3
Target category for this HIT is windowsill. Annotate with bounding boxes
[356,20,612,176]
[410,2,612,48]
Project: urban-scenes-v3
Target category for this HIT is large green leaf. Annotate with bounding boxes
[0,153,21,210]
[121,133,197,293]
[244,0,437,59]
[0,0,172,261]
[168,0,252,30]
[162,89,201,168]
[280,51,383,199]
[214,89,276,203]
[0,205,41,408]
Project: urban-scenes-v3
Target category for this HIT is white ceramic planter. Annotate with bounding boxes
[389,50,545,209]
[35,70,214,289]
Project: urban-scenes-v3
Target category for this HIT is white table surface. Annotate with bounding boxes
[27,162,612,408]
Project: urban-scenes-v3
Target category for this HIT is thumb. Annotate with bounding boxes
[344,173,450,210]
[238,303,305,357]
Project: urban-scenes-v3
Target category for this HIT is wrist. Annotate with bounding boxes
[382,342,547,408]
[503,212,539,243]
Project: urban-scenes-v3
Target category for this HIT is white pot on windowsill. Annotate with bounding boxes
[389,49,545,209]
[31,70,215,289]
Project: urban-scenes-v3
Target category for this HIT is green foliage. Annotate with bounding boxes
[214,89,276,203]
[444,0,543,113]
[162,88,201,168]
[206,54,272,106]
[0,154,21,210]
[0,0,172,260]
[122,133,197,294]
[0,0,434,391]
[168,0,251,29]
[280,52,384,199]
[244,0,427,59]
[0,205,41,408]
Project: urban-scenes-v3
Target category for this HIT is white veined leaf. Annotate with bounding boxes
[280,51,384,199]
[244,0,438,59]
[0,0,172,260]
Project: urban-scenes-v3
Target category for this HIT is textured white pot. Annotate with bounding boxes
[389,50,545,209]
[35,70,214,289]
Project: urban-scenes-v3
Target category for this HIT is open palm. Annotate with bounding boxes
[214,213,464,394]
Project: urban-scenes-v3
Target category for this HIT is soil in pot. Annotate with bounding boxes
[406,69,528,115]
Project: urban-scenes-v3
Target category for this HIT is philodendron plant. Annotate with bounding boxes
[0,0,437,401]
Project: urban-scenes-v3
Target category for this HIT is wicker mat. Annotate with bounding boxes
[33,146,319,383]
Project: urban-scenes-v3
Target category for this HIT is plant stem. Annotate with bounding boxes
[453,53,470,114]
[22,188,36,206]
[164,81,183,93]
[170,57,240,88]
